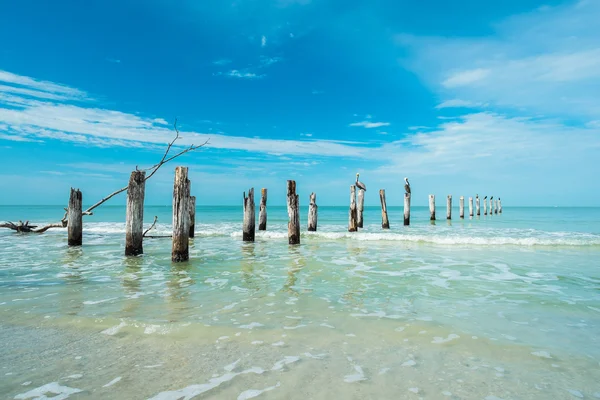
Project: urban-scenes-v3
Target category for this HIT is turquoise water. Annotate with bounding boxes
[1,205,599,399]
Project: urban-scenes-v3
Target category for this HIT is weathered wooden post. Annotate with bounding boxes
[189,196,196,238]
[379,189,390,229]
[287,180,300,244]
[429,194,436,221]
[469,197,473,218]
[494,199,498,214]
[489,198,493,216]
[68,188,82,246]
[498,198,502,214]
[308,192,318,231]
[349,185,357,232]
[125,170,145,256]
[476,195,480,216]
[459,196,465,219]
[403,193,411,226]
[446,195,452,220]
[357,189,365,228]
[172,167,190,262]
[243,188,255,242]
[258,188,267,230]
[484,198,488,215]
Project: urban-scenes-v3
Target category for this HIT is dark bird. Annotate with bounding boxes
[355,173,367,191]
[484,196,487,200]
[404,177,411,194]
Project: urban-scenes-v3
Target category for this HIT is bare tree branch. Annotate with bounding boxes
[143,216,158,237]
[1,119,209,233]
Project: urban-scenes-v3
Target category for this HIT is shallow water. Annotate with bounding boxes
[1,206,599,399]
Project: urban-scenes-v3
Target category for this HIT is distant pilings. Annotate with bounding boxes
[243,188,255,242]
[476,195,480,216]
[68,188,83,247]
[259,188,267,231]
[308,192,318,232]
[172,167,190,262]
[357,189,365,228]
[125,170,145,256]
[484,198,488,215]
[494,199,498,214]
[379,189,390,229]
[459,196,465,219]
[287,180,300,245]
[446,195,452,220]
[189,196,196,238]
[404,193,411,226]
[429,194,435,221]
[349,185,358,232]
[498,198,502,214]
[469,197,473,218]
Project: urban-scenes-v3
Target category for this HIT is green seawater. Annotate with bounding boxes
[1,205,599,399]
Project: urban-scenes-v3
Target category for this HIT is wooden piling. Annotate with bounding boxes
[189,196,196,238]
[349,185,357,232]
[429,194,436,221]
[379,189,390,229]
[494,199,498,214]
[469,197,474,217]
[476,195,480,216]
[446,195,452,220]
[243,188,255,242]
[68,188,82,246]
[125,170,145,256]
[287,180,300,244]
[489,198,493,216]
[484,198,488,215]
[404,193,411,226]
[308,192,318,231]
[459,196,465,219]
[172,167,190,262]
[258,188,267,231]
[357,189,365,228]
[498,198,502,214]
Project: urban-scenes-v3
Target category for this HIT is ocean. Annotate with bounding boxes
[1,205,599,399]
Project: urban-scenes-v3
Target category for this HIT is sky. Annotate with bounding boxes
[1,0,599,207]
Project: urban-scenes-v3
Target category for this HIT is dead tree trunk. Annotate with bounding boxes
[125,171,145,256]
[189,196,196,238]
[357,189,365,228]
[308,192,318,232]
[287,180,300,245]
[459,196,465,219]
[446,195,452,220]
[476,195,480,216]
[172,167,190,262]
[429,194,436,221]
[469,197,474,217]
[243,188,255,242]
[379,189,389,229]
[349,185,357,232]
[258,188,267,231]
[404,193,411,226]
[68,188,82,246]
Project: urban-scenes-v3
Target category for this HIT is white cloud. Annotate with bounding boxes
[106,58,121,64]
[435,99,483,109]
[215,70,265,79]
[261,35,267,47]
[0,70,87,101]
[397,0,600,119]
[259,56,283,67]
[212,59,232,65]
[349,121,390,128]
[442,69,490,88]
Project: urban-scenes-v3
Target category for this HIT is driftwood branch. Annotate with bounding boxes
[143,216,158,237]
[1,120,208,233]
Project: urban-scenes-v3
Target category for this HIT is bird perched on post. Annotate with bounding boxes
[404,177,411,194]
[355,173,367,191]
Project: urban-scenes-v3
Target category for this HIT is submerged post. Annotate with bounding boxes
[429,194,436,221]
[404,193,411,226]
[172,167,190,262]
[459,196,465,219]
[308,192,318,232]
[287,180,300,244]
[498,198,502,214]
[349,185,357,232]
[68,188,82,246]
[489,198,493,216]
[469,197,474,218]
[494,199,498,214]
[476,195,480,216]
[243,188,255,242]
[357,189,365,228]
[258,188,267,231]
[484,198,488,215]
[189,196,196,238]
[446,195,452,220]
[125,170,145,256]
[379,189,390,229]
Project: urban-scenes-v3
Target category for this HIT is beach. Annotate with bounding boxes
[1,205,599,399]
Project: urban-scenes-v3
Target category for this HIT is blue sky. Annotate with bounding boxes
[1,0,599,206]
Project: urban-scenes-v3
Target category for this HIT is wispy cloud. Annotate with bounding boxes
[0,70,88,101]
[261,35,267,47]
[443,69,490,88]
[212,59,231,65]
[106,58,121,64]
[349,121,390,128]
[435,99,484,109]
[214,70,265,79]
[259,56,283,67]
